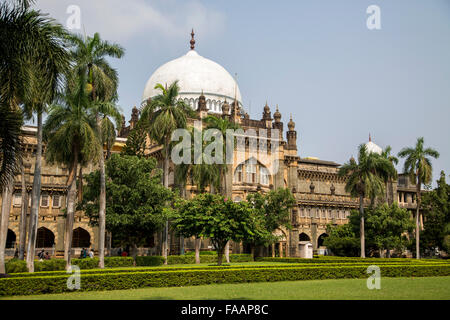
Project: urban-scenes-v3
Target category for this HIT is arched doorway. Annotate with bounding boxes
[318,233,329,247]
[299,232,310,241]
[6,229,16,248]
[36,227,55,248]
[72,227,91,248]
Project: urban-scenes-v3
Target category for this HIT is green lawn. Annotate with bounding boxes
[3,276,450,300]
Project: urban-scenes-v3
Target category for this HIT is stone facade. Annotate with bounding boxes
[1,98,421,257]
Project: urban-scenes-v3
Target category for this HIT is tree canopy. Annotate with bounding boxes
[82,154,173,253]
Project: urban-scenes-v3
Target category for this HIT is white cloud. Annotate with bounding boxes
[35,0,225,43]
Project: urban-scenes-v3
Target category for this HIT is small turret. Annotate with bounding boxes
[286,114,297,151]
[130,106,140,129]
[197,91,208,119]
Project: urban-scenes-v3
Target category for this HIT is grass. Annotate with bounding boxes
[3,276,450,300]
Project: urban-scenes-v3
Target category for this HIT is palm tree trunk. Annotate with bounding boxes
[64,160,78,270]
[415,176,421,259]
[77,167,83,202]
[194,237,201,264]
[359,194,365,258]
[0,179,14,274]
[162,138,170,265]
[26,111,43,272]
[97,115,106,269]
[18,164,28,260]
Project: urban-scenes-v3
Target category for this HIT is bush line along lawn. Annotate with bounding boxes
[5,261,449,279]
[4,277,450,300]
[1,263,449,297]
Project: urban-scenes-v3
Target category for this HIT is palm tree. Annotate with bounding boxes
[140,80,194,264]
[67,32,124,268]
[43,73,99,269]
[204,114,240,262]
[0,1,70,272]
[338,144,393,258]
[398,137,439,259]
[381,146,398,205]
[173,126,219,263]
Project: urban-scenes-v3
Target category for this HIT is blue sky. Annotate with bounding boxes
[36,0,450,185]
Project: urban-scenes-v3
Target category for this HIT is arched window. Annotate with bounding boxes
[36,227,55,248]
[259,166,270,185]
[299,233,310,241]
[72,227,91,248]
[318,233,329,247]
[234,164,243,182]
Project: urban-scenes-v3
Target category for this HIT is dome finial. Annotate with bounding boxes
[369,133,371,142]
[190,29,195,50]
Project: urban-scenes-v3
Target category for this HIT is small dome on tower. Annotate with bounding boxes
[273,105,281,122]
[264,101,270,113]
[288,114,295,130]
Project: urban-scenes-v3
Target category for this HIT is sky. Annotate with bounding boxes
[34,0,450,185]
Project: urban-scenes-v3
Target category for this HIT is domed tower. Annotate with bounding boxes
[286,114,297,151]
[262,101,272,128]
[221,99,230,119]
[130,106,140,129]
[365,134,382,155]
[197,91,208,119]
[142,30,243,114]
[272,105,283,138]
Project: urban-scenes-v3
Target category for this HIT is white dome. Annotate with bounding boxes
[365,141,382,155]
[142,50,242,114]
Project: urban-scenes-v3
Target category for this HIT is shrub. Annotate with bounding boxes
[135,256,164,267]
[254,257,449,264]
[5,260,27,274]
[104,257,134,268]
[1,264,449,296]
[34,259,66,271]
[185,251,217,255]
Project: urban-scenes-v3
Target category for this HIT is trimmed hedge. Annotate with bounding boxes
[4,255,252,274]
[255,257,450,264]
[185,251,217,255]
[135,256,164,266]
[1,264,449,296]
[5,257,134,274]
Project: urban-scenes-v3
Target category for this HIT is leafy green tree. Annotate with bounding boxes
[121,121,148,157]
[82,154,172,258]
[43,73,99,269]
[365,203,415,257]
[67,32,124,268]
[421,171,449,254]
[338,144,394,258]
[398,137,440,259]
[246,188,296,255]
[324,223,360,257]
[140,80,194,263]
[172,193,266,265]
